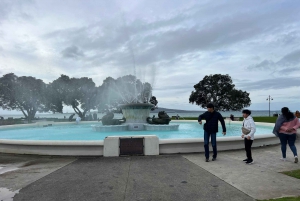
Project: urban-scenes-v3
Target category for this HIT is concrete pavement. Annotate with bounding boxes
[0,139,299,201]
[183,140,300,200]
[11,155,253,201]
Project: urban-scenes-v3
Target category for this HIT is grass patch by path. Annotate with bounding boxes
[258,196,300,201]
[281,169,300,179]
[252,117,277,123]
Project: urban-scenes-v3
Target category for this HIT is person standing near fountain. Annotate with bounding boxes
[273,107,300,163]
[75,116,81,124]
[198,103,226,162]
[241,109,256,165]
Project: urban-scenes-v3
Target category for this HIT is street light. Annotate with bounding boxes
[266,95,273,117]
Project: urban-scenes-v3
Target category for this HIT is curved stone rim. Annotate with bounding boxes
[0,120,295,156]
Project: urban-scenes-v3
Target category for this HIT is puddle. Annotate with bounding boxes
[0,166,19,175]
[0,160,37,175]
[0,188,19,201]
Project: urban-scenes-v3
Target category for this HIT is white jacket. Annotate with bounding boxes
[242,116,256,140]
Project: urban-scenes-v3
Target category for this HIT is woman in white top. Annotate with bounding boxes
[241,109,256,164]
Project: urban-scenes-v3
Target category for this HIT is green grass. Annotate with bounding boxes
[281,169,300,179]
[252,117,277,123]
[259,170,300,200]
[258,196,300,201]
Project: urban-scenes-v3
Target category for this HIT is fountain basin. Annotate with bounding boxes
[144,124,179,131]
[92,123,180,132]
[92,125,128,132]
[120,103,154,124]
[0,121,293,156]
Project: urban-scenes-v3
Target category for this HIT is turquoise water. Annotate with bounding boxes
[0,122,273,141]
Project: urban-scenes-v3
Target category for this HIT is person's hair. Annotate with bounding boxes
[206,103,214,109]
[242,109,251,115]
[281,107,294,120]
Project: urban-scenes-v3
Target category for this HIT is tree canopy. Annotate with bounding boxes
[189,74,251,111]
[50,75,99,119]
[0,73,157,120]
[0,73,48,122]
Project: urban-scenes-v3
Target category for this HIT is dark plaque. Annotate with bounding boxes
[119,138,144,156]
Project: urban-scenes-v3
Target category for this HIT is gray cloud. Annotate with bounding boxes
[0,0,35,24]
[277,49,300,66]
[61,45,85,59]
[42,0,300,71]
[247,49,300,73]
[238,77,300,91]
[1,0,300,111]
[277,67,300,75]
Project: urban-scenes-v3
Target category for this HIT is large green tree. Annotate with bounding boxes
[97,75,154,112]
[189,74,251,111]
[50,75,99,119]
[0,73,49,122]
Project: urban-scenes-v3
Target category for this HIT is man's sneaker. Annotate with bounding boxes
[295,156,298,163]
[280,158,287,161]
[212,157,216,161]
[206,158,210,162]
[243,159,248,162]
[246,160,254,165]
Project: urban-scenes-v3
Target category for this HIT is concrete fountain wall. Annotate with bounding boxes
[0,121,296,156]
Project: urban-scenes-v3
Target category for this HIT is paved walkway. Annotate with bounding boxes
[183,141,300,200]
[11,155,253,201]
[0,140,299,201]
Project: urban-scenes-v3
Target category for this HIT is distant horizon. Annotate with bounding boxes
[0,107,287,116]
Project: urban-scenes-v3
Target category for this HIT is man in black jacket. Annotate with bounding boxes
[198,103,226,162]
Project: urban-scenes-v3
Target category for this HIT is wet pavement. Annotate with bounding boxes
[0,188,19,201]
[0,154,75,200]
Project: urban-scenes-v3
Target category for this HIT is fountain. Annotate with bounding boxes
[92,102,179,132]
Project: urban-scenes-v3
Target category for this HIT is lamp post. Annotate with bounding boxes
[266,95,273,117]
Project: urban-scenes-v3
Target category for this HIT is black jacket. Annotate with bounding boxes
[198,111,226,133]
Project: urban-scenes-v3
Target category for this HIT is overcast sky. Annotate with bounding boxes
[0,0,300,114]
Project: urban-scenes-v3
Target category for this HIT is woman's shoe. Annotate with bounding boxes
[280,158,286,161]
[295,156,298,163]
[243,159,248,162]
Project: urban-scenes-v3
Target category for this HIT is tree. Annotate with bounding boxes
[50,75,99,119]
[189,74,251,111]
[0,73,49,122]
[97,75,155,112]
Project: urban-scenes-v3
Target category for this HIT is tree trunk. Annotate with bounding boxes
[72,106,84,120]
[27,109,37,123]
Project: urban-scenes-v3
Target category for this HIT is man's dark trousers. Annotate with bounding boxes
[204,130,217,159]
[244,138,253,160]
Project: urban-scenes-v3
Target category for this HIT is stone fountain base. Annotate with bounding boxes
[92,125,128,132]
[92,123,179,132]
[144,124,179,131]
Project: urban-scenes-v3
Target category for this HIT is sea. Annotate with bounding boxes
[0,110,280,119]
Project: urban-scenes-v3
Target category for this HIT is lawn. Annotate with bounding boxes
[258,170,300,200]
[281,169,300,179]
